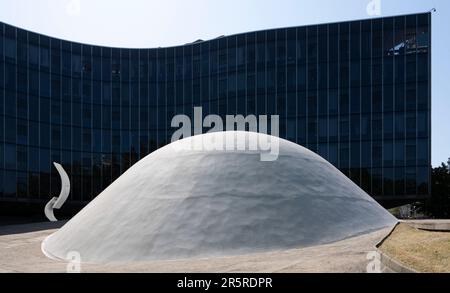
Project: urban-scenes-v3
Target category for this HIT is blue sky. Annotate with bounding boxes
[0,0,449,166]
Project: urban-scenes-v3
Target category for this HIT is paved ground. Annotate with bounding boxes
[400,220,450,231]
[0,222,393,273]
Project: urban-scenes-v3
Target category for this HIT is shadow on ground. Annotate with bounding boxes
[0,221,67,236]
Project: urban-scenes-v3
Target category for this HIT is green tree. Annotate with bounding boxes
[418,159,450,218]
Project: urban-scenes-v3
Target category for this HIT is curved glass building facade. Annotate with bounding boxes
[0,13,431,209]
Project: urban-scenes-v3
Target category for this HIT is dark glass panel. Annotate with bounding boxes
[406,112,416,139]
[395,140,406,166]
[372,85,382,113]
[40,45,50,70]
[29,121,39,146]
[372,168,383,196]
[318,62,327,90]
[16,145,27,171]
[350,21,361,61]
[339,22,350,61]
[4,37,16,61]
[339,116,349,141]
[394,16,406,55]
[405,15,417,54]
[329,116,338,141]
[5,117,16,144]
[5,63,16,90]
[307,26,317,63]
[287,66,296,92]
[329,24,338,62]
[350,141,360,168]
[297,27,306,64]
[405,167,416,195]
[361,20,372,59]
[297,91,306,117]
[329,143,338,166]
[405,139,416,166]
[395,82,405,112]
[340,88,349,115]
[417,14,430,52]
[329,89,338,115]
[62,48,71,76]
[384,168,394,196]
[297,117,306,145]
[350,114,360,140]
[417,111,428,138]
[417,166,429,195]
[384,56,393,85]
[372,19,382,58]
[17,118,27,145]
[361,167,371,194]
[383,112,394,139]
[395,113,405,140]
[406,54,416,83]
[350,60,360,88]
[318,90,327,115]
[417,139,428,166]
[384,140,394,167]
[318,143,328,161]
[359,59,370,89]
[372,58,382,85]
[3,170,16,198]
[17,30,27,65]
[372,141,382,168]
[417,53,428,82]
[4,143,16,170]
[339,142,350,170]
[318,117,327,142]
[395,167,405,196]
[383,17,394,56]
[350,87,360,114]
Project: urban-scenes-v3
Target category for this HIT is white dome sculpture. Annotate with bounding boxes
[42,131,397,263]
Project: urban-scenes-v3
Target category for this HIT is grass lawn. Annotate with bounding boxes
[379,223,450,273]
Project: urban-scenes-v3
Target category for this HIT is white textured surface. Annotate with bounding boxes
[42,131,397,263]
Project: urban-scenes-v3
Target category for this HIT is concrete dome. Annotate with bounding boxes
[42,131,397,263]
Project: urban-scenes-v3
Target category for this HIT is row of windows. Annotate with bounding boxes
[0,53,430,87]
[0,85,431,117]
[0,59,429,105]
[0,33,429,71]
[0,90,431,125]
[0,115,431,147]
[0,14,430,69]
[0,166,430,200]
[0,98,432,126]
[0,138,430,173]
[0,110,430,146]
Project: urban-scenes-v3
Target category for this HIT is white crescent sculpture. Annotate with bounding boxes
[44,163,71,222]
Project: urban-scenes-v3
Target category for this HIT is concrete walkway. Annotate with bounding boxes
[401,220,450,231]
[0,222,393,273]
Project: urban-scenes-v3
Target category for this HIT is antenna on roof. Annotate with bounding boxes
[430,8,437,13]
